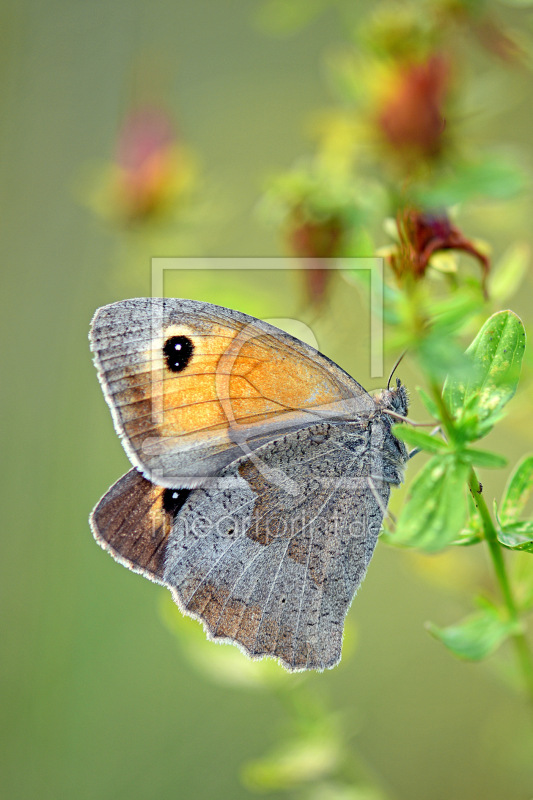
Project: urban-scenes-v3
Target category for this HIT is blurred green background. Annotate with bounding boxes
[2,1,533,799]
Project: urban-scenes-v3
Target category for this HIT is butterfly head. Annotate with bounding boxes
[376,378,409,419]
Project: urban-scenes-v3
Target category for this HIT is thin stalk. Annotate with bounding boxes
[468,469,533,707]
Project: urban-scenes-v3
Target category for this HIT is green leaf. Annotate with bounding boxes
[489,243,529,303]
[417,331,472,384]
[411,290,483,383]
[462,448,508,469]
[500,454,533,524]
[443,310,526,438]
[415,156,526,207]
[430,292,485,331]
[394,456,470,552]
[241,734,340,791]
[497,521,533,553]
[453,493,484,546]
[417,387,440,419]
[426,606,516,661]
[453,528,482,546]
[512,554,533,611]
[391,425,448,454]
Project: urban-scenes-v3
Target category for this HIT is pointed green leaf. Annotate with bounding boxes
[443,310,526,438]
[462,448,508,469]
[501,455,533,524]
[417,387,440,419]
[426,606,516,660]
[504,521,533,534]
[453,528,482,546]
[391,425,448,454]
[394,456,470,552]
[497,522,533,553]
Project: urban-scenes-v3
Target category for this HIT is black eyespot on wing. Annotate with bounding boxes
[163,335,194,373]
[162,487,192,516]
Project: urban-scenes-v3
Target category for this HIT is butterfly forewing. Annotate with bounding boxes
[90,298,373,486]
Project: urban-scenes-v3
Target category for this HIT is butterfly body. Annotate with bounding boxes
[90,298,408,671]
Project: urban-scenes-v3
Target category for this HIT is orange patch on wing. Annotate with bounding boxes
[118,323,351,457]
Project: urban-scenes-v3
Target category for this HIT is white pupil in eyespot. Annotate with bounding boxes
[174,343,181,350]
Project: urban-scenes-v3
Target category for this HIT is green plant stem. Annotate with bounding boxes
[468,470,533,706]
[430,382,533,707]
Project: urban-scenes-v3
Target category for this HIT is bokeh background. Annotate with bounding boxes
[2,1,533,799]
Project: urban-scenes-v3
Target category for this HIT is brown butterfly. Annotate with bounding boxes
[89,298,408,671]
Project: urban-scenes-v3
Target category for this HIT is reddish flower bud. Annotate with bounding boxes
[287,206,346,306]
[389,207,490,296]
[378,55,449,161]
[288,207,344,260]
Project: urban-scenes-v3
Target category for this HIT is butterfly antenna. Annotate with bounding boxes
[387,350,407,390]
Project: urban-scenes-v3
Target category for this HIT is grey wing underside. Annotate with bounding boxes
[162,422,393,671]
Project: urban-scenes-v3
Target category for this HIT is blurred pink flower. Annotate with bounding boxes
[82,105,197,226]
[114,107,181,221]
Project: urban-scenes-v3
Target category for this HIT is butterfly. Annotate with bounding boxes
[89,298,408,671]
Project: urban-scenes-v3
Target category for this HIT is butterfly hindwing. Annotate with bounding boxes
[90,468,190,582]
[92,419,401,671]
